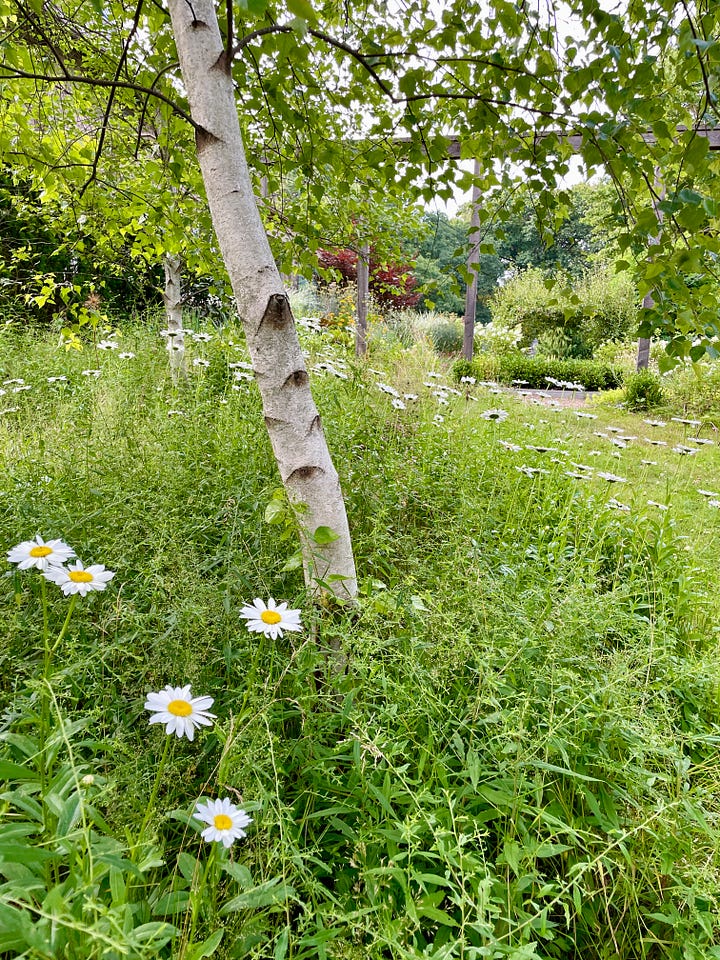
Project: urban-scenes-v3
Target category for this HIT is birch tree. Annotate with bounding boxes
[166,0,358,598]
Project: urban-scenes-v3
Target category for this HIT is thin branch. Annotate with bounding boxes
[14,0,71,78]
[134,62,181,159]
[79,0,145,198]
[679,0,715,117]
[0,66,198,129]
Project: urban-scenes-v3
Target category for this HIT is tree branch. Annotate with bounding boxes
[79,0,145,198]
[0,66,198,129]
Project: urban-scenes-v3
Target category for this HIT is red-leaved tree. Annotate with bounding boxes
[317,248,421,309]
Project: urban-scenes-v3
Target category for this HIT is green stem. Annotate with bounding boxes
[51,594,78,653]
[134,734,172,858]
[187,843,216,950]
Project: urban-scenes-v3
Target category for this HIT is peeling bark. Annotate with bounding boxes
[168,0,357,599]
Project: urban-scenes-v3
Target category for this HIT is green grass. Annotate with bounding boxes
[1,319,720,960]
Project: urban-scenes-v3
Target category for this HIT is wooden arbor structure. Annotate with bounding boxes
[353,125,720,368]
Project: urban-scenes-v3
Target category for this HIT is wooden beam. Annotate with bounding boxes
[398,124,720,160]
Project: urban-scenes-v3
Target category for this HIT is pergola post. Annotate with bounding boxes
[356,241,370,357]
[637,169,665,371]
[462,159,482,361]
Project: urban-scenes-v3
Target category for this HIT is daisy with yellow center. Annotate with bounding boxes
[239,597,302,639]
[7,535,75,571]
[44,560,115,596]
[194,797,252,847]
[144,684,215,740]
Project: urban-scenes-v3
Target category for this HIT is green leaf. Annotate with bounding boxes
[0,760,39,781]
[185,929,224,960]
[287,0,315,21]
[264,500,286,524]
[312,525,339,545]
[219,876,296,915]
[152,891,191,917]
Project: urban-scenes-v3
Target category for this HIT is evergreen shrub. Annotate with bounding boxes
[623,369,664,410]
[454,354,625,390]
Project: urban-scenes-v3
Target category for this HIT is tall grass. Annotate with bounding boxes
[1,318,719,959]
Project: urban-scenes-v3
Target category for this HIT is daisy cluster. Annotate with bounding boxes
[142,595,301,847]
[7,535,114,596]
[8,533,301,852]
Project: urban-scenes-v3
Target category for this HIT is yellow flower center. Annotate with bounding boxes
[69,570,94,583]
[167,699,193,717]
[214,814,233,831]
[261,610,282,625]
[29,545,53,557]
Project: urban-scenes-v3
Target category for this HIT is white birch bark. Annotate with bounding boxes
[167,0,357,599]
[163,253,187,382]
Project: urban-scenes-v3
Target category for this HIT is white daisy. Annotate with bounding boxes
[97,339,119,350]
[193,358,210,368]
[12,385,31,392]
[3,378,24,385]
[240,598,302,639]
[44,560,115,596]
[118,352,135,360]
[643,419,667,427]
[192,332,213,343]
[82,369,102,378]
[377,383,400,398]
[47,376,68,383]
[607,498,630,512]
[7,535,75,571]
[194,797,252,847]
[697,489,719,498]
[392,398,406,410]
[228,361,254,371]
[482,409,509,422]
[460,376,476,385]
[671,417,701,427]
[597,472,627,483]
[144,684,216,740]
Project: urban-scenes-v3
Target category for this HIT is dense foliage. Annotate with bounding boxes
[489,267,639,359]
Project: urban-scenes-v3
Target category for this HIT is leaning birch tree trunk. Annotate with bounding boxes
[163,253,187,382]
[168,0,357,600]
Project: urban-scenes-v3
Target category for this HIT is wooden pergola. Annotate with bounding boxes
[354,124,720,368]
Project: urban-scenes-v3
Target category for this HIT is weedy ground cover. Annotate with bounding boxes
[1,318,719,959]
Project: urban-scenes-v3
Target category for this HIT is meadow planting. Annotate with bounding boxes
[1,315,720,959]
